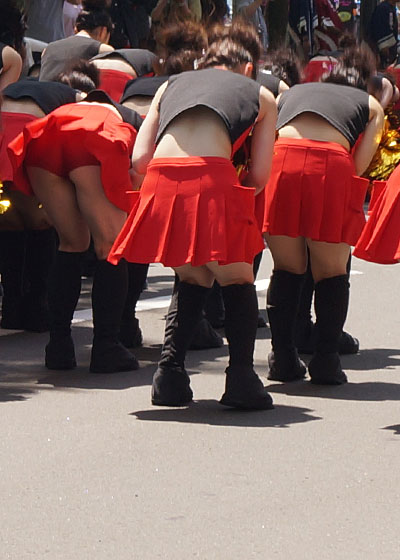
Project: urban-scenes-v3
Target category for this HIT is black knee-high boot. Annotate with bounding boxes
[23,228,57,332]
[119,262,149,348]
[308,275,349,385]
[220,283,273,410]
[295,254,359,355]
[45,250,83,370]
[152,281,210,406]
[267,270,307,381]
[90,259,139,373]
[294,259,315,353]
[0,230,27,329]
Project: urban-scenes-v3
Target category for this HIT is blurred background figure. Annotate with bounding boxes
[0,0,25,90]
[64,0,83,37]
[367,0,398,69]
[25,0,66,43]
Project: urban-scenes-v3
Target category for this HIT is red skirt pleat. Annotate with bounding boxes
[354,167,400,264]
[108,157,265,267]
[0,112,37,182]
[99,69,134,102]
[263,138,369,245]
[368,180,386,215]
[7,103,136,212]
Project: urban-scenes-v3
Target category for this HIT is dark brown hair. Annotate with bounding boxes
[76,0,113,34]
[262,48,303,87]
[322,45,377,91]
[57,60,100,93]
[154,21,208,75]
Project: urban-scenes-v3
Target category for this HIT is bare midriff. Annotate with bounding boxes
[278,112,351,151]
[2,98,46,118]
[154,106,232,159]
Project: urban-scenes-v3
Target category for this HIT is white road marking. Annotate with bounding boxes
[0,271,364,334]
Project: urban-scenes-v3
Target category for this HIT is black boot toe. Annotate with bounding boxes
[220,367,274,410]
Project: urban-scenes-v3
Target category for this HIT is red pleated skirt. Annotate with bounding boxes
[262,138,369,245]
[354,167,400,264]
[7,103,137,212]
[99,69,134,102]
[108,157,265,267]
[0,112,37,182]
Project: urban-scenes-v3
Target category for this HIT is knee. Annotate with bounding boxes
[218,275,253,287]
[93,241,114,261]
[59,236,91,253]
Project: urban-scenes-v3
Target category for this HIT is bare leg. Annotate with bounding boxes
[27,167,90,369]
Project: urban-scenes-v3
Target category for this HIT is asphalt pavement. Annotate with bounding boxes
[0,250,399,559]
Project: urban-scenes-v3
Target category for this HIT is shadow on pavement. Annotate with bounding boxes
[382,424,400,436]
[341,348,400,371]
[267,380,400,402]
[131,401,321,428]
[0,324,232,401]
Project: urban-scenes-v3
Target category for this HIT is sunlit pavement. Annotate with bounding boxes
[0,250,399,559]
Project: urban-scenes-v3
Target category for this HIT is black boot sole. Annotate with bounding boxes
[219,393,274,410]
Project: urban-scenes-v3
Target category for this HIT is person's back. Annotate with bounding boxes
[40,35,102,81]
[154,68,262,159]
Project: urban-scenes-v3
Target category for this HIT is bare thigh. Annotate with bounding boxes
[264,234,308,274]
[27,167,90,252]
[307,239,350,282]
[173,261,254,288]
[69,166,127,260]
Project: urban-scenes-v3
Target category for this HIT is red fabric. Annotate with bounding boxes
[7,103,137,212]
[368,180,387,215]
[263,138,369,245]
[108,157,265,267]
[98,69,134,102]
[354,167,400,264]
[0,112,37,182]
[302,59,338,83]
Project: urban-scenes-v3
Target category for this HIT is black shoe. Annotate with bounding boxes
[309,352,348,385]
[267,350,307,382]
[90,341,139,373]
[220,366,274,410]
[151,366,193,406]
[45,336,77,370]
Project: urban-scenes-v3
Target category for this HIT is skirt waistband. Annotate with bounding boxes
[275,137,350,156]
[147,156,233,168]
